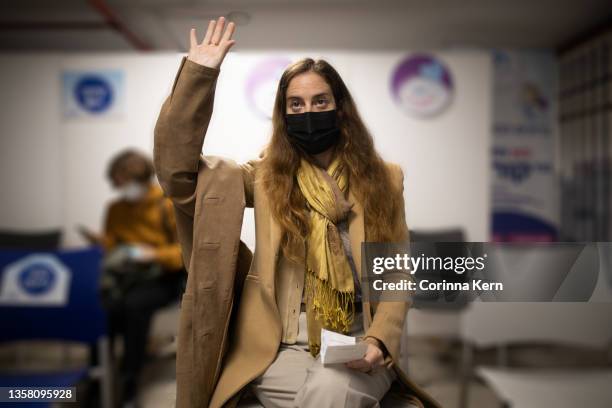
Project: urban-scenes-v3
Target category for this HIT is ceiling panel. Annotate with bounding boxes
[0,0,609,51]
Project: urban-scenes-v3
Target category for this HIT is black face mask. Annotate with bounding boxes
[285,109,340,155]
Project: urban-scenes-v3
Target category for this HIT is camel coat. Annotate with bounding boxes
[153,56,441,408]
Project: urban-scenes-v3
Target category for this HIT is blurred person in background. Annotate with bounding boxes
[79,149,185,408]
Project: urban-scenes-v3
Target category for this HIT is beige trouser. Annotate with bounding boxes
[249,311,396,408]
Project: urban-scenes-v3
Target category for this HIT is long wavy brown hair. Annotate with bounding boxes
[260,58,406,262]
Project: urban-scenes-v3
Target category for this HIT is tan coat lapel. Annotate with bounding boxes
[269,210,282,260]
[266,210,282,290]
[347,189,365,280]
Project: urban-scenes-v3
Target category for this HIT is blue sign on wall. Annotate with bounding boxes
[62,70,124,118]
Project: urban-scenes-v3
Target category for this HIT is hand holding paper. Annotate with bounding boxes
[320,328,368,366]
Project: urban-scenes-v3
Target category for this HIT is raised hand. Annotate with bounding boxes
[187,16,236,70]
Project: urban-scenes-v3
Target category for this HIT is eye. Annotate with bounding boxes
[288,100,304,113]
[316,97,328,106]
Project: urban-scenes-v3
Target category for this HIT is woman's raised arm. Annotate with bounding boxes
[153,17,236,218]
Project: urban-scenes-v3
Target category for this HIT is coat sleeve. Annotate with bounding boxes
[153,198,185,271]
[153,56,256,220]
[363,163,412,365]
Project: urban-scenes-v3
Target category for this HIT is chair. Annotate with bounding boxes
[459,302,612,408]
[477,367,612,408]
[408,228,470,309]
[458,241,612,407]
[0,246,113,408]
[149,299,181,356]
[401,228,468,374]
[0,229,62,250]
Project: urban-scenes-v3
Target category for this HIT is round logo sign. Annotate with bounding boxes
[18,262,57,295]
[74,76,114,114]
[391,54,454,118]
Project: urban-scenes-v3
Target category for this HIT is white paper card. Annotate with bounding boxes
[320,328,368,365]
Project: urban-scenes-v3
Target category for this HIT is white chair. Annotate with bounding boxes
[459,302,612,408]
[401,307,462,374]
[477,367,612,408]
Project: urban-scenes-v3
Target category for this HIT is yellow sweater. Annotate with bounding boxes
[102,183,184,271]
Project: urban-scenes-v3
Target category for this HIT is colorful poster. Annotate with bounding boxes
[491,50,558,241]
[390,54,454,118]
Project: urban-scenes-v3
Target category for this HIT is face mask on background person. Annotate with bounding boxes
[285,109,340,155]
[119,181,147,202]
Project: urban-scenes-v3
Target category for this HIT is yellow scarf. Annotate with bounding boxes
[296,156,355,357]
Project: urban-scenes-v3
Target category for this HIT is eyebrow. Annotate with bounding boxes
[286,92,331,101]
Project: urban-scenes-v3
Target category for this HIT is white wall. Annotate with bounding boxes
[0,53,181,246]
[0,55,64,231]
[0,49,492,249]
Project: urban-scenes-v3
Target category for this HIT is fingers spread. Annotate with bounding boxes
[222,21,236,43]
[222,40,236,57]
[189,28,197,49]
[211,16,225,45]
[203,19,216,44]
